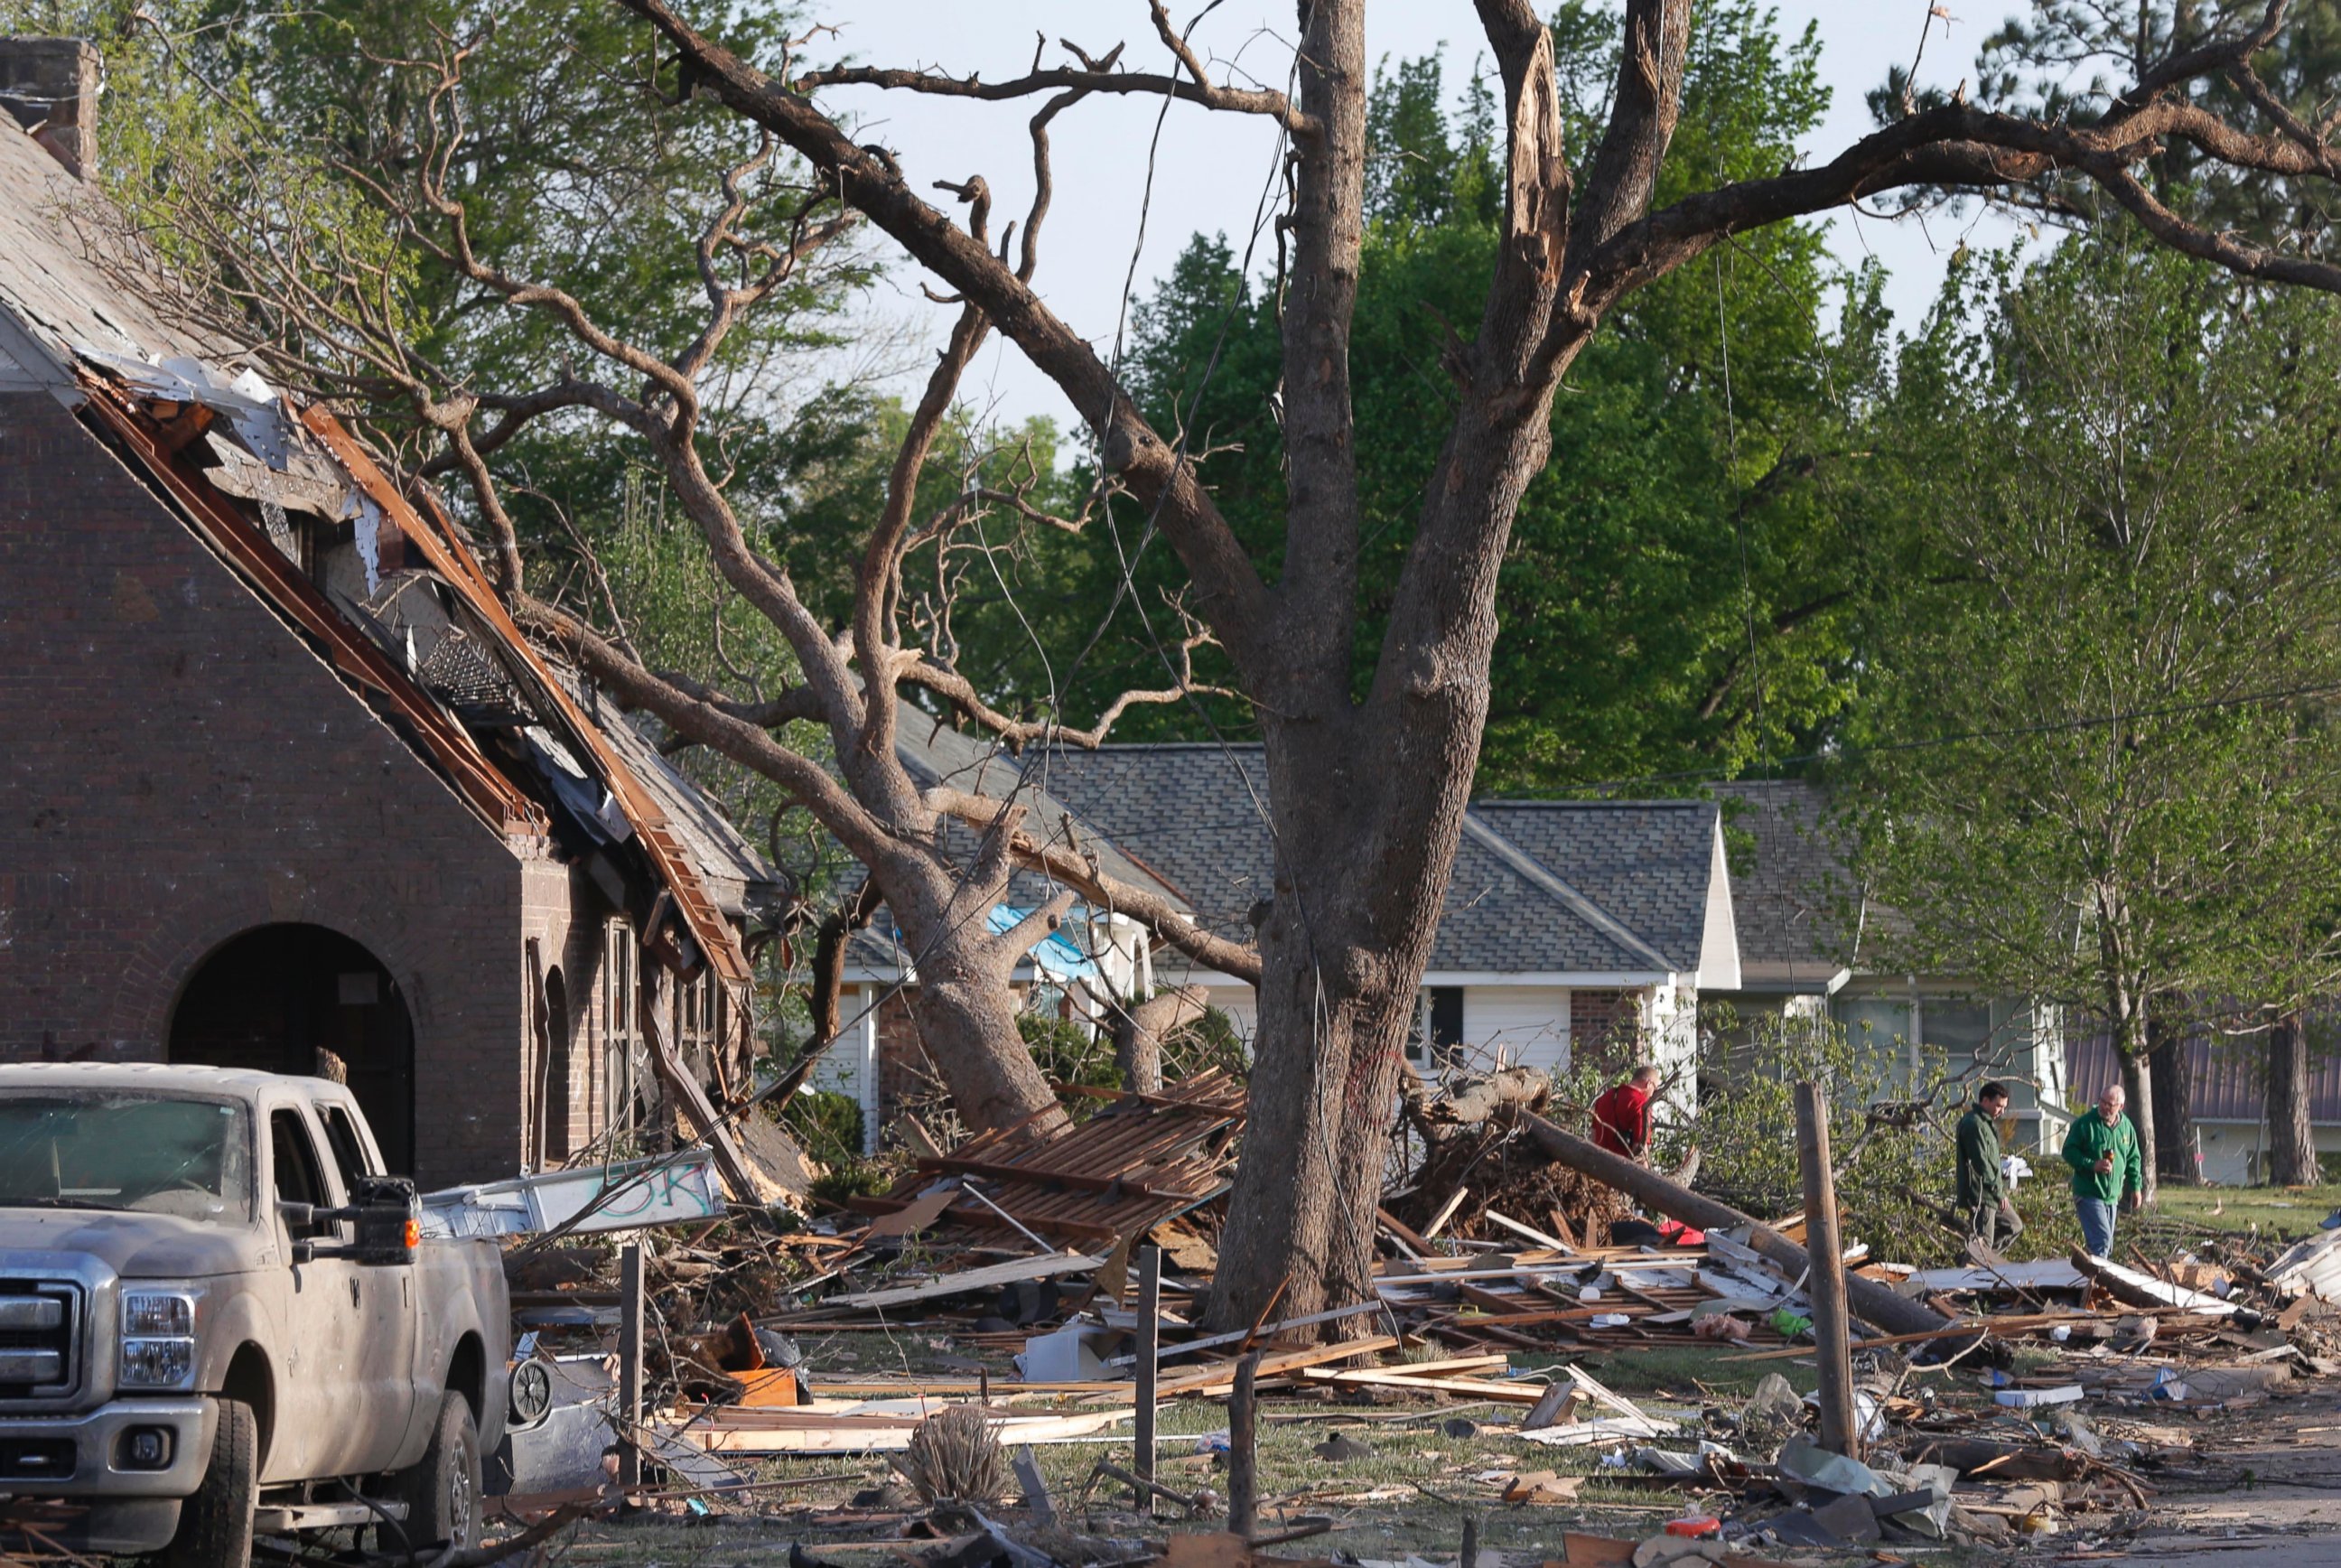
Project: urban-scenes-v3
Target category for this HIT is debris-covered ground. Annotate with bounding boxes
[471,1073,2341,1568]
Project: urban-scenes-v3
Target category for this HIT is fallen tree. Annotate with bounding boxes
[1521,1112,1955,1342]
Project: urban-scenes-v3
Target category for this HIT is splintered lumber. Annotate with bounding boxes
[1521,1112,1955,1342]
[816,1252,1105,1312]
[1901,1438,2091,1481]
[2071,1249,2242,1318]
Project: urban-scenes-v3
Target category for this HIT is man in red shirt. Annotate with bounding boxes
[1591,1064,1660,1162]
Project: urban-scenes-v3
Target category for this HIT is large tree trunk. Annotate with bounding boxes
[2266,1008,2318,1186]
[2149,992,2196,1185]
[899,959,1066,1141]
[1107,986,1208,1096]
[2101,965,2159,1205]
[2118,1047,2158,1206]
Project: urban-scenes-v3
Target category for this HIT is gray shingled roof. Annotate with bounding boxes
[826,719,1190,934]
[0,117,230,383]
[1708,779,1859,984]
[1039,744,1719,977]
[1468,800,1719,973]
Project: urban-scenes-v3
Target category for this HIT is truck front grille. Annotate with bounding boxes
[0,1439,74,1480]
[0,1284,79,1397]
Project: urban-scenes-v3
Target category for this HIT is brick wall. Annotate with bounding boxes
[1569,987,1647,1074]
[0,391,527,1187]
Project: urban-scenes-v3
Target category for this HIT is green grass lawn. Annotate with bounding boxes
[2148,1182,2341,1243]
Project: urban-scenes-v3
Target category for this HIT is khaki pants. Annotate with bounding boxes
[1968,1198,2023,1251]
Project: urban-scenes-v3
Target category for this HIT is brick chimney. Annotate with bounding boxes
[0,38,99,180]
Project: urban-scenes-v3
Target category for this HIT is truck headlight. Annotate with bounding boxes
[119,1293,198,1389]
[122,1293,194,1338]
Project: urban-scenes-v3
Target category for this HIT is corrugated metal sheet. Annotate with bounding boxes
[853,1070,1246,1243]
[2065,1029,2341,1124]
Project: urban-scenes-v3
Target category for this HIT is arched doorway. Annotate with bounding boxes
[542,967,572,1164]
[168,924,416,1174]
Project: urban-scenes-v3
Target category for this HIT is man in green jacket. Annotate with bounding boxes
[1956,1082,2021,1251]
[2063,1083,2145,1257]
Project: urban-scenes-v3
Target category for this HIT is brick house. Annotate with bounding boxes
[0,57,781,1188]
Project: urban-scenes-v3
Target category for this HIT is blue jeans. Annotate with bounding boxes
[2077,1197,2117,1258]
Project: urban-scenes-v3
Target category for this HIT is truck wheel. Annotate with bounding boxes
[163,1397,256,1568]
[398,1393,480,1554]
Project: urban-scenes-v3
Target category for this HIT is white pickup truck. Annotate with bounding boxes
[0,1064,508,1564]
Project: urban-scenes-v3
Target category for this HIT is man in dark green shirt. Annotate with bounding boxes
[2062,1083,2146,1257]
[1956,1083,2021,1251]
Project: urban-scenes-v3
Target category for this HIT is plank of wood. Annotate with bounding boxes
[1349,1352,1508,1377]
[1422,1188,1471,1241]
[666,1408,1133,1454]
[819,1252,1105,1311]
[1291,1367,1549,1405]
[1377,1208,1436,1256]
[1127,1302,1385,1365]
[1485,1210,1573,1251]
[1152,1336,1399,1398]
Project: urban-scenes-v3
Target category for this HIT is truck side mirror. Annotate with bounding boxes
[276,1179,420,1265]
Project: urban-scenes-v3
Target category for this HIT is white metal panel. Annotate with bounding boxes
[1460,986,1571,1074]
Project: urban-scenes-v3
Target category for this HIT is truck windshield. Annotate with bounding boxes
[0,1095,253,1225]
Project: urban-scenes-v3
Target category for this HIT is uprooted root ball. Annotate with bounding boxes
[894,1403,1005,1506]
[1394,1109,1636,1246]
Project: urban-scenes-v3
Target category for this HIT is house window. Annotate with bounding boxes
[603,920,637,1134]
[1407,986,1465,1068]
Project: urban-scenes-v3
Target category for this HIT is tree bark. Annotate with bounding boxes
[890,902,1068,1141]
[2266,1008,2318,1186]
[1107,985,1207,1096]
[2103,970,2159,1204]
[2148,991,2196,1185]
[809,883,883,1046]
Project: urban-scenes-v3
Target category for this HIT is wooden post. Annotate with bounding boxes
[618,1240,644,1488]
[1227,1349,1261,1539]
[1794,1082,1858,1458]
[1133,1244,1161,1514]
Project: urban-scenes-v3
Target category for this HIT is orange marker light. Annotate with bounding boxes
[404,1218,421,1250]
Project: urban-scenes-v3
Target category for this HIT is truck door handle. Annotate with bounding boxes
[350,1276,361,1309]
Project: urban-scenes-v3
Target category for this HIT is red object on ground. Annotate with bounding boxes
[1657,1218,1706,1246]
[1664,1517,1721,1538]
[1590,1081,1653,1158]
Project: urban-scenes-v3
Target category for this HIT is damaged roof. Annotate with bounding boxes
[0,111,782,975]
[1038,743,1739,985]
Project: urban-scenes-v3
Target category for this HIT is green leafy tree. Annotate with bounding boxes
[1842,232,2341,1199]
[1000,5,1884,791]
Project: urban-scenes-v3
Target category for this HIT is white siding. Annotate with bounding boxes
[1460,986,1572,1075]
[808,985,883,1153]
[1203,985,1259,1052]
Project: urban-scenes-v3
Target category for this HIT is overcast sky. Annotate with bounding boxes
[816,2,2026,425]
